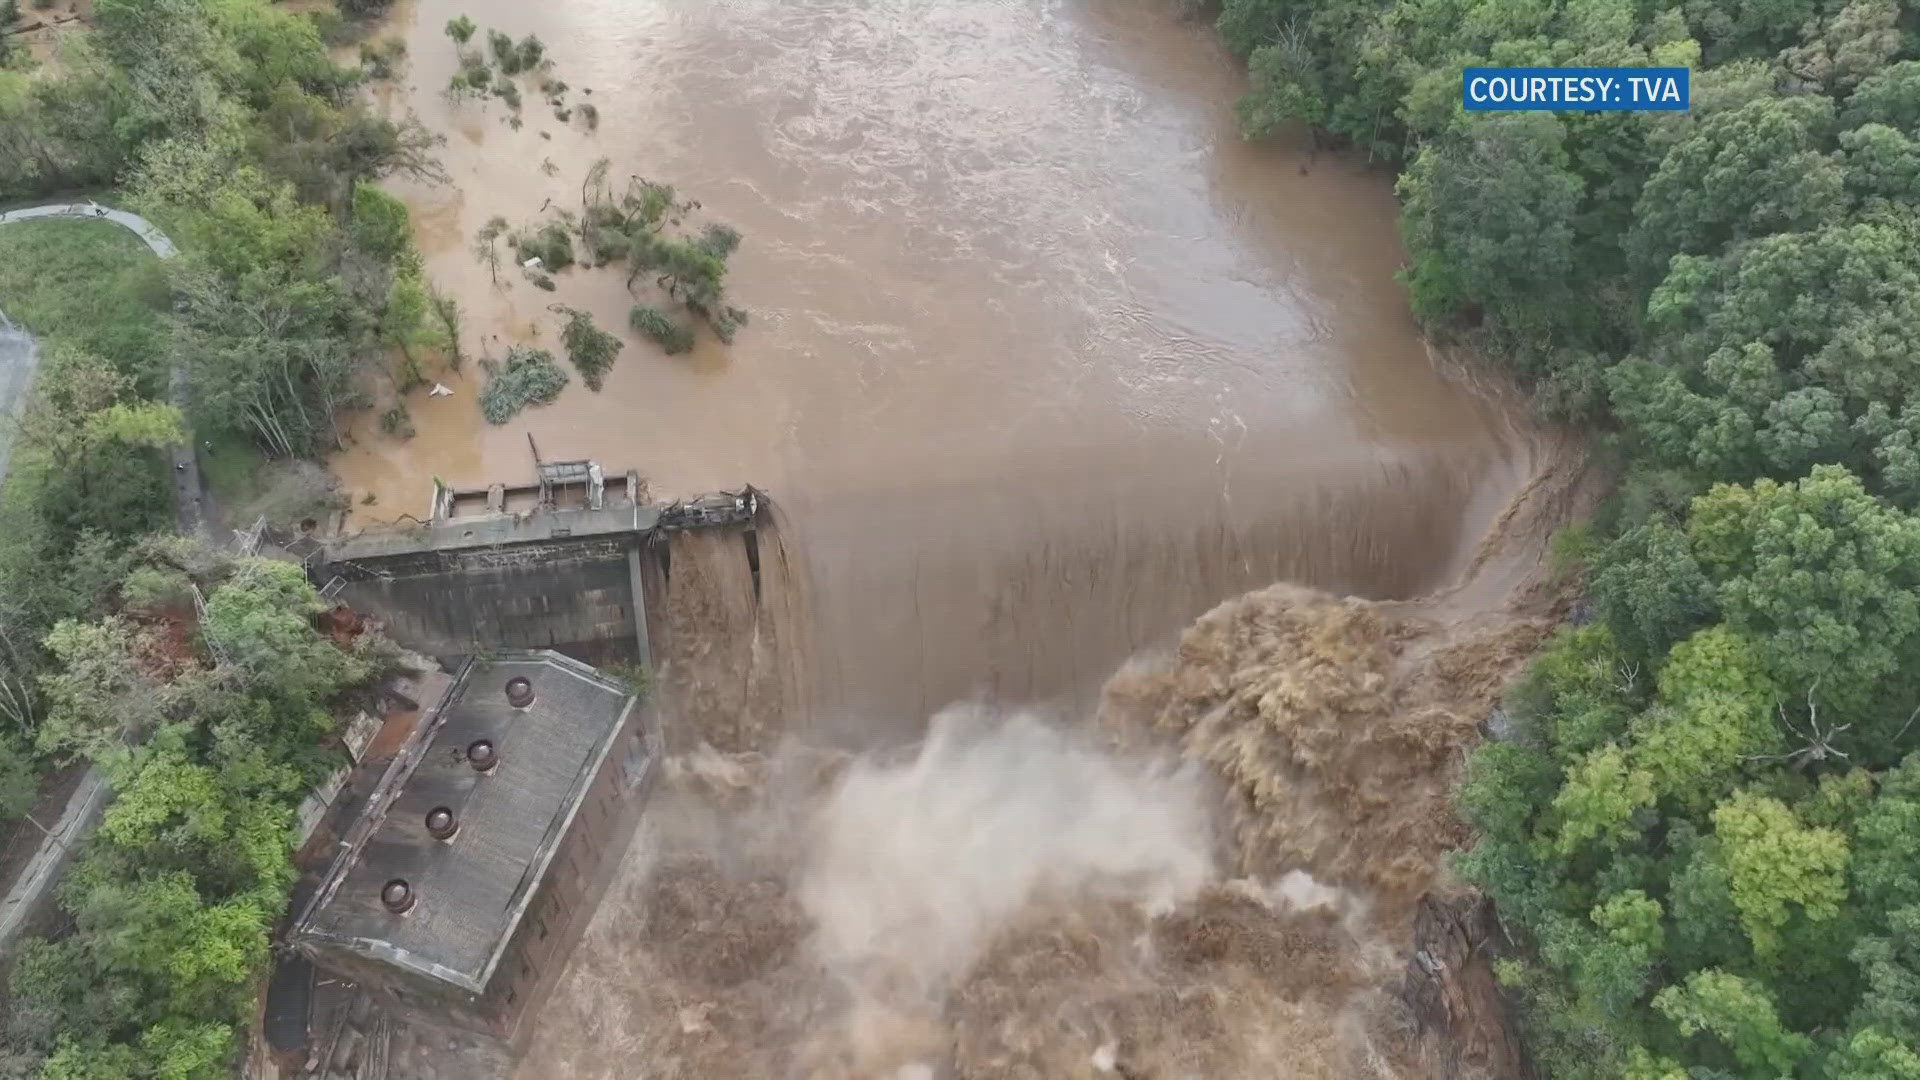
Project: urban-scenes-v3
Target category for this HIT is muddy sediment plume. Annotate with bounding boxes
[1098,582,1547,916]
[948,885,1390,1080]
[516,445,1594,1079]
[520,695,1497,1078]
[642,858,807,991]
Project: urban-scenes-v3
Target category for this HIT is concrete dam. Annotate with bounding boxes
[313,480,763,669]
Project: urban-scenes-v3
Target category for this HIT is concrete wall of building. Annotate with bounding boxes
[486,695,659,1047]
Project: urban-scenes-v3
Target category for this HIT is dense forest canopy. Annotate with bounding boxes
[1216,0,1920,1076]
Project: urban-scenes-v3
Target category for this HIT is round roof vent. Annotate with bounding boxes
[381,878,415,914]
[466,739,498,772]
[426,806,458,841]
[505,676,535,709]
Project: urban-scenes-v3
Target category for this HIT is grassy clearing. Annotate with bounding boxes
[0,445,52,582]
[199,432,269,518]
[0,218,169,384]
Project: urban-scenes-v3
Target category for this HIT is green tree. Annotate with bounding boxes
[1505,623,1644,762]
[1840,123,1920,210]
[0,732,57,851]
[1591,517,1717,662]
[1848,904,1920,1047]
[553,305,623,391]
[473,214,508,285]
[1627,96,1846,279]
[1235,18,1326,139]
[1827,1027,1920,1080]
[1628,626,1781,808]
[1686,467,1920,724]
[349,180,413,262]
[1853,753,1920,915]
[203,560,367,702]
[1777,0,1902,94]
[1616,215,1920,492]
[1398,114,1583,324]
[35,618,157,763]
[16,344,184,504]
[39,1039,139,1080]
[1841,59,1920,132]
[1652,969,1813,1075]
[1710,790,1848,958]
[1551,743,1654,854]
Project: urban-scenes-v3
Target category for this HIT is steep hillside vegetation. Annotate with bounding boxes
[1214,1,1920,1075]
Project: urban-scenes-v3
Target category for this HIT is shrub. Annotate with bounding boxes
[478,345,569,424]
[120,566,192,611]
[515,34,545,72]
[379,404,414,439]
[459,51,491,89]
[445,15,476,44]
[698,223,742,259]
[709,304,750,345]
[306,7,353,45]
[359,39,406,81]
[512,221,574,271]
[487,29,517,71]
[630,306,694,355]
[491,75,522,110]
[578,102,600,129]
[556,306,623,391]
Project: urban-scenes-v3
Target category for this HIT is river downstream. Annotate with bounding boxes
[335,0,1538,735]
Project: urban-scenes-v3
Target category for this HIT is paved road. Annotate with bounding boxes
[0,202,204,534]
[0,202,179,257]
[0,317,36,486]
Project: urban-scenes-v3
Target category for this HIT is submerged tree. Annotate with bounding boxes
[570,170,749,345]
[629,305,693,355]
[552,305,622,390]
[472,214,509,285]
[478,345,568,423]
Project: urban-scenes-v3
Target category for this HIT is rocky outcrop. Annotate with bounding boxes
[1399,893,1535,1080]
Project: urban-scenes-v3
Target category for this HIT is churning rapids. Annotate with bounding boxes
[339,1,1587,1076]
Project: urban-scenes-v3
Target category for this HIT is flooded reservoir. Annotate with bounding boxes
[334,0,1541,740]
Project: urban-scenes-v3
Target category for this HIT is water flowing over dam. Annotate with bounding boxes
[335,0,1541,735]
[330,2,1572,1076]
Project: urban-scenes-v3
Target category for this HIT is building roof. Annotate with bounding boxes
[291,651,638,994]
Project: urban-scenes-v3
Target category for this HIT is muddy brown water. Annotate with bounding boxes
[334,0,1539,737]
